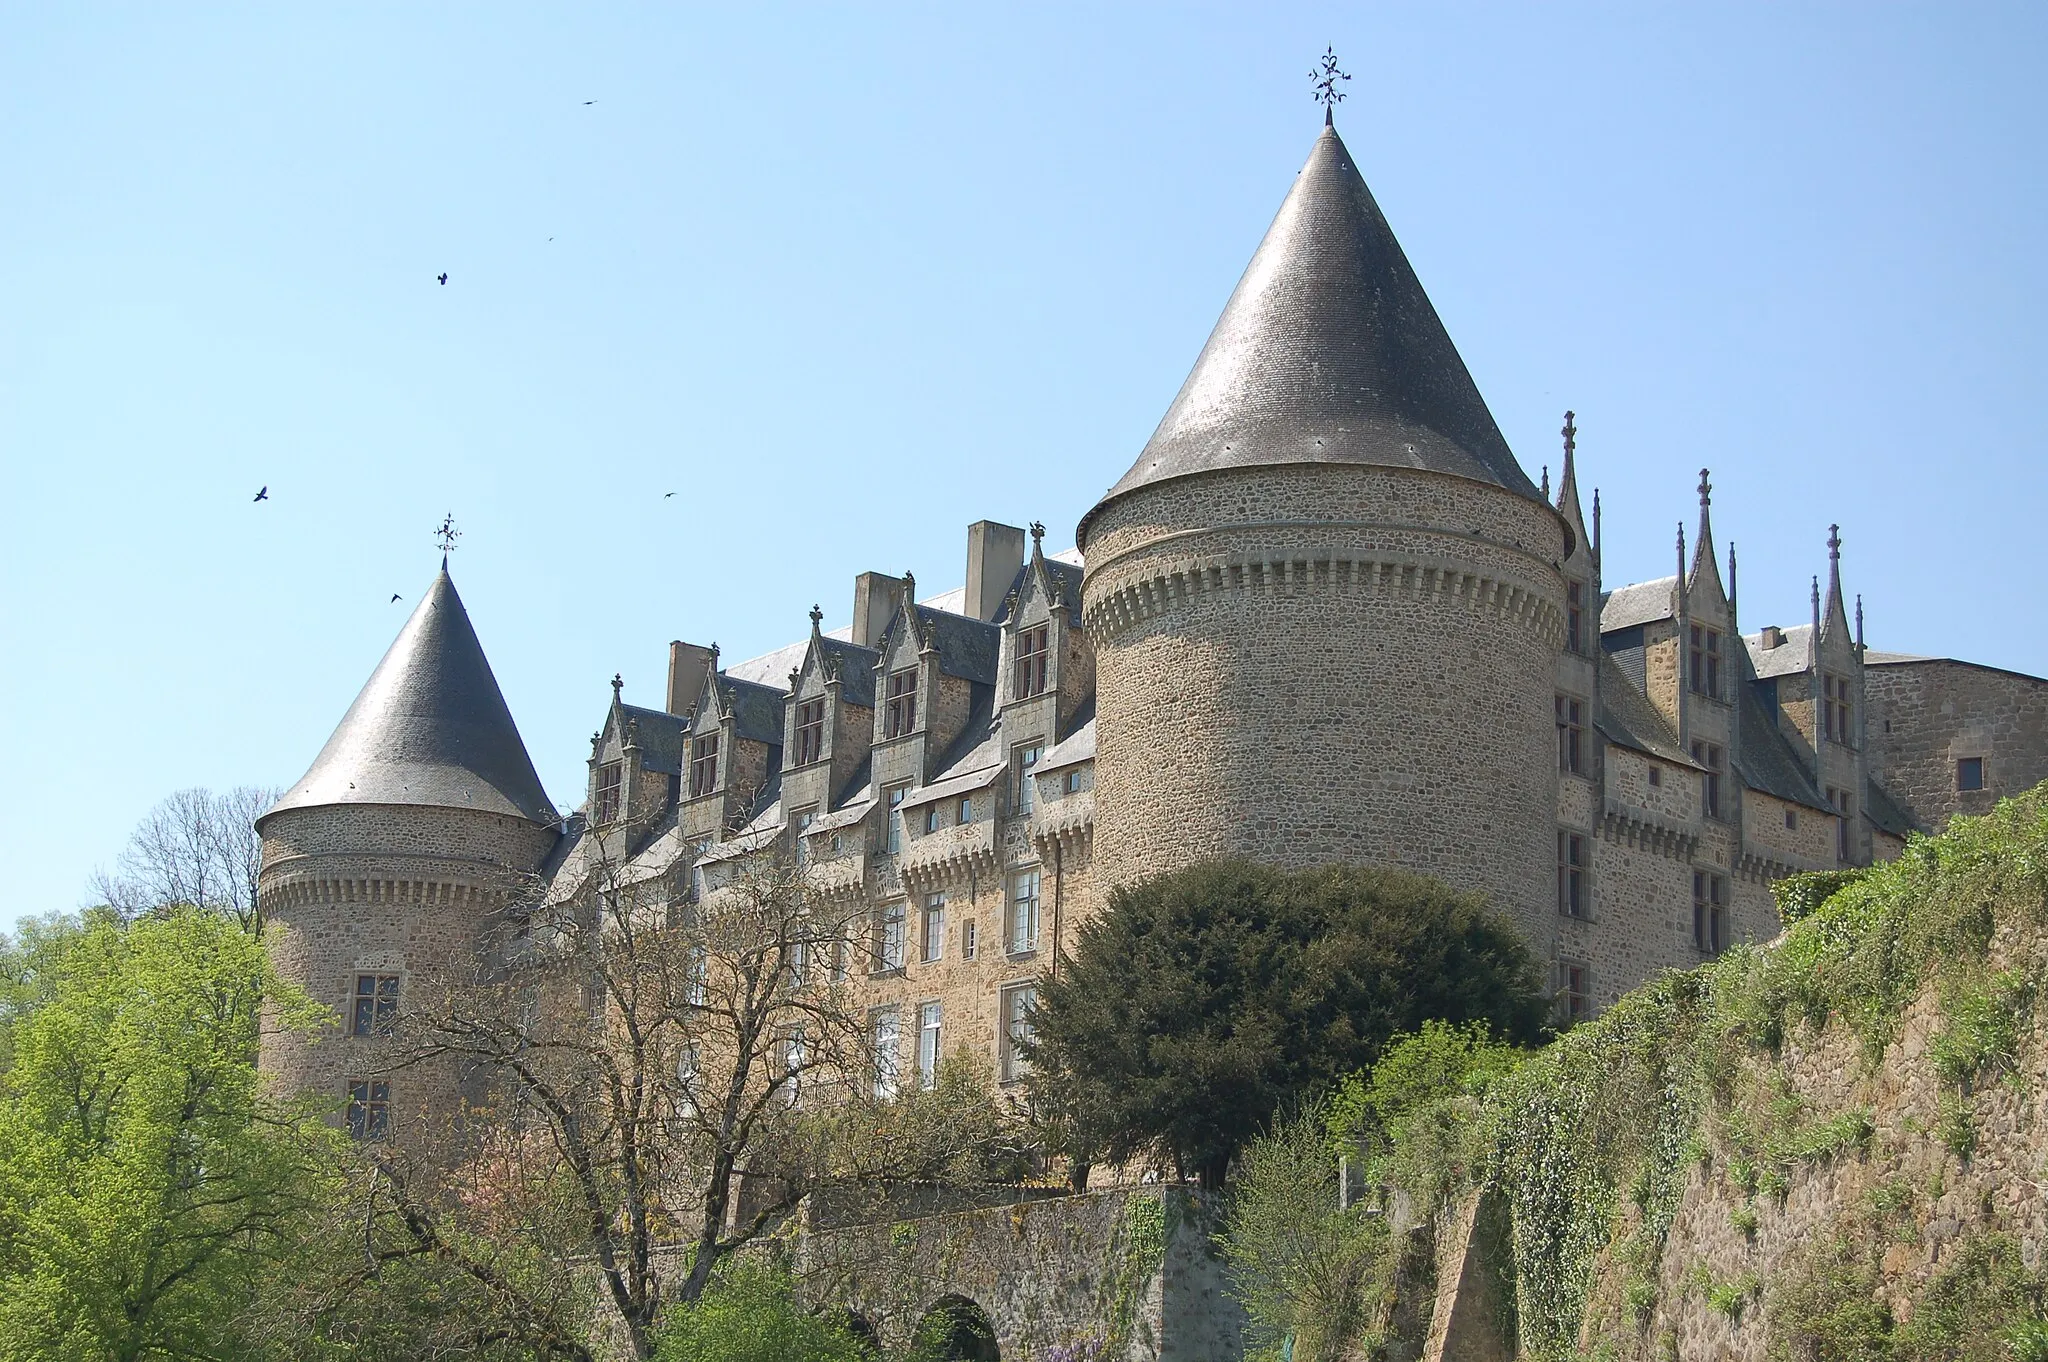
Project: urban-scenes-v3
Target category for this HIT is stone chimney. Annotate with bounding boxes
[1760,625,1785,650]
[963,521,1026,621]
[851,573,908,649]
[667,641,716,715]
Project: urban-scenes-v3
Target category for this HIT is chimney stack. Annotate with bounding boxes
[666,641,716,715]
[963,520,1026,621]
[851,572,908,650]
[1760,625,1785,650]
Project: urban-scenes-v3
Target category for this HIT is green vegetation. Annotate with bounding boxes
[1027,859,1549,1186]
[1228,784,2048,1362]
[652,1262,870,1362]
[0,908,337,1361]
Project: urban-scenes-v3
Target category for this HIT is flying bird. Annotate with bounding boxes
[253,486,268,502]
[391,593,402,603]
[437,272,448,285]
[664,492,676,498]
[583,100,596,105]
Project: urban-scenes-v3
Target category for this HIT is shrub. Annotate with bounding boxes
[654,1260,869,1362]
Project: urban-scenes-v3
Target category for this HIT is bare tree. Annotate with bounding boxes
[91,785,276,933]
[367,820,1023,1359]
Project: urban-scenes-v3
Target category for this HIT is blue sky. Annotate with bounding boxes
[3,4,2043,929]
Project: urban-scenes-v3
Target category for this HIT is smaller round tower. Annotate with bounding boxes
[256,566,558,1136]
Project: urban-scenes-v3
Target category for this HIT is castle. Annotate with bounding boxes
[254,119,2048,1136]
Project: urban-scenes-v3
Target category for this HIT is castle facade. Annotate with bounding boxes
[255,122,2048,1131]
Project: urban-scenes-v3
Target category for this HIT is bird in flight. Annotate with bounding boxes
[437,272,448,285]
[391,593,403,603]
[583,100,596,105]
[664,491,676,498]
[253,486,269,502]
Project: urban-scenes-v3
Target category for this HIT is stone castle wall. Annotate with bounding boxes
[1868,659,2048,832]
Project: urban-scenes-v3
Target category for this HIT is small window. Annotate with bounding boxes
[872,1008,901,1099]
[794,698,825,767]
[1648,766,1662,788]
[876,902,906,972]
[346,1078,390,1141]
[1560,965,1591,1023]
[1064,768,1083,795]
[674,1043,700,1120]
[351,974,400,1038]
[1000,984,1036,1083]
[1784,808,1797,831]
[1827,786,1855,861]
[1015,625,1050,698]
[923,804,942,835]
[1692,871,1727,955]
[791,807,815,865]
[885,785,908,854]
[1014,742,1044,815]
[829,935,848,984]
[684,944,708,1006]
[962,918,977,959]
[921,893,946,964]
[1555,695,1584,775]
[1566,580,1585,655]
[777,1027,807,1107]
[1689,626,1723,700]
[595,761,624,823]
[1007,869,1041,954]
[1957,757,1985,792]
[917,1001,943,1090]
[1691,741,1724,820]
[885,668,918,738]
[688,734,719,799]
[957,796,974,825]
[1556,832,1588,918]
[1823,674,1854,745]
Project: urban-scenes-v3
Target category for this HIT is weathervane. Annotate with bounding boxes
[1311,47,1351,125]
[436,512,462,565]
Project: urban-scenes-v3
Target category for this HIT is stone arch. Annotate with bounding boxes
[840,1310,881,1356]
[912,1293,1000,1360]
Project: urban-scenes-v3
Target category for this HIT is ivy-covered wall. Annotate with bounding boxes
[1413,785,2048,1360]
[797,1186,1243,1361]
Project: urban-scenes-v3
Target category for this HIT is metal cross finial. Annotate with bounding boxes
[1561,411,1576,459]
[611,673,623,698]
[1029,520,1045,547]
[1312,47,1350,124]
[809,603,823,628]
[1698,469,1712,507]
[435,512,461,561]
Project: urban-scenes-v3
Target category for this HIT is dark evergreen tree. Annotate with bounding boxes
[1027,859,1548,1187]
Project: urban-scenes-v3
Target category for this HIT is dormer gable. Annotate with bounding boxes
[680,656,786,837]
[995,524,1091,731]
[1552,412,1598,657]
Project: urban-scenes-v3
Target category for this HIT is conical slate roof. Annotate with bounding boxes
[1082,125,1538,540]
[262,568,557,826]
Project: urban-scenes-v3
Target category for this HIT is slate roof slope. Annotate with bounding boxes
[1601,577,1679,633]
[1082,125,1538,541]
[1736,688,1834,813]
[618,704,687,774]
[1865,778,1918,838]
[264,569,557,826]
[1593,653,1694,767]
[816,638,880,708]
[718,676,788,746]
[906,605,1000,686]
[1745,625,1815,680]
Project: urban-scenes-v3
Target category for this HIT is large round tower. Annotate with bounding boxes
[1078,123,1568,936]
[256,567,558,1136]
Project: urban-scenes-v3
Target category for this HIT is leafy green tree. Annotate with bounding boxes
[654,1260,871,1362]
[1219,1112,1389,1362]
[1026,860,1547,1186]
[0,908,336,1361]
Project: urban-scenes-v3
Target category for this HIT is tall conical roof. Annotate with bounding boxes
[1081,125,1538,541]
[262,568,557,826]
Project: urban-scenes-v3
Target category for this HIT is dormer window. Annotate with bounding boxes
[1015,625,1050,698]
[594,761,623,823]
[885,668,918,738]
[1689,626,1722,700]
[689,734,719,798]
[794,699,825,766]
